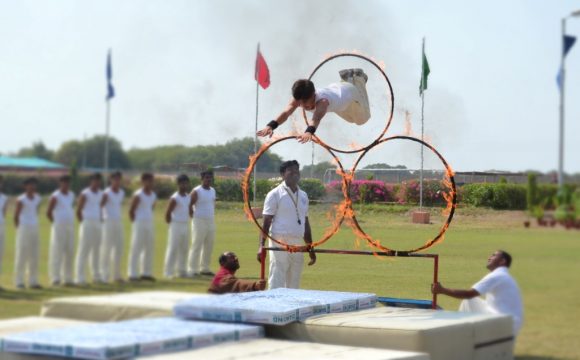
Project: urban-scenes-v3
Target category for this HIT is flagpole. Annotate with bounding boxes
[558,19,566,188]
[420,37,425,210]
[104,98,110,176]
[253,43,260,204]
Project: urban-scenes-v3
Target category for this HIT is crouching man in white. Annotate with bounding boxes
[258,160,316,289]
[432,250,523,336]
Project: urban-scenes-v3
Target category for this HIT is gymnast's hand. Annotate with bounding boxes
[257,126,273,138]
[297,132,313,144]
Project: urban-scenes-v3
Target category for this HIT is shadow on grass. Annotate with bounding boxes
[516,356,567,360]
[0,277,212,301]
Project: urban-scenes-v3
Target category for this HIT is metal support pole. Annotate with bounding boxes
[432,255,439,310]
[419,37,425,209]
[558,18,566,188]
[104,99,110,176]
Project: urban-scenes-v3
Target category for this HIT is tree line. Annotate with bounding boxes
[9,136,283,173]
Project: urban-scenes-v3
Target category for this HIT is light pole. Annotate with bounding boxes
[558,10,580,187]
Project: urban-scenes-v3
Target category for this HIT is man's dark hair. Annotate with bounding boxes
[110,171,122,179]
[90,173,102,181]
[200,170,214,178]
[498,250,512,268]
[23,177,38,185]
[141,172,154,181]
[279,160,300,175]
[59,175,71,183]
[218,252,234,266]
[292,79,315,101]
[177,174,190,183]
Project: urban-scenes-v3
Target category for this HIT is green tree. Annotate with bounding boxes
[55,135,130,170]
[17,141,55,160]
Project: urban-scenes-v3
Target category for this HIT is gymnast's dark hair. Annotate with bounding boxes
[292,79,315,101]
[176,174,190,183]
[279,160,300,174]
[498,250,512,268]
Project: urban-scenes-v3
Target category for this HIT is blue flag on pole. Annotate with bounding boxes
[106,49,115,100]
[557,35,576,90]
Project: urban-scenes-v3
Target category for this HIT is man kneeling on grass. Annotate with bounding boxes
[208,252,266,294]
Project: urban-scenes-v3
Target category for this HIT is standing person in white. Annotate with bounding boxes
[163,174,191,279]
[75,173,104,285]
[128,173,157,282]
[432,250,524,336]
[0,176,8,288]
[188,171,216,277]
[100,171,125,283]
[46,175,75,287]
[13,177,42,289]
[258,160,316,289]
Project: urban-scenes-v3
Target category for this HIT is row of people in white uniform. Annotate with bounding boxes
[0,171,216,288]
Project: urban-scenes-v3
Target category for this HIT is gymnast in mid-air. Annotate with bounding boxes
[257,68,370,143]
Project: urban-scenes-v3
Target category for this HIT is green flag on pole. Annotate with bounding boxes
[419,47,430,94]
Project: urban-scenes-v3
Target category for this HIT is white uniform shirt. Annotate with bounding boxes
[81,188,103,221]
[192,185,215,220]
[17,193,41,226]
[51,190,75,225]
[0,193,7,225]
[473,266,523,333]
[313,83,355,113]
[263,182,309,238]
[134,189,156,223]
[103,187,125,221]
[170,192,191,223]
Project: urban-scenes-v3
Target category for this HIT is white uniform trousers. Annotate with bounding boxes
[100,220,124,282]
[75,220,102,284]
[267,235,304,290]
[128,221,155,278]
[0,223,4,275]
[49,222,75,284]
[163,222,190,278]
[188,218,215,274]
[14,225,40,286]
[338,74,371,125]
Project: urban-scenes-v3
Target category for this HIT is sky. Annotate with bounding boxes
[1,0,580,173]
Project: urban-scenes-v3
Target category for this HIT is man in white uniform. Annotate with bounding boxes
[163,174,191,279]
[128,173,157,282]
[75,173,104,285]
[0,176,8,289]
[46,175,75,286]
[13,177,42,289]
[257,69,370,143]
[432,250,524,335]
[259,160,316,289]
[188,170,216,277]
[100,171,125,283]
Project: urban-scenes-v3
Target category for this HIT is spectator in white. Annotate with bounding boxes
[128,173,157,282]
[75,173,104,285]
[13,177,42,289]
[0,176,8,289]
[100,171,125,283]
[163,174,192,279]
[258,160,316,289]
[187,170,216,277]
[46,175,75,286]
[432,250,523,335]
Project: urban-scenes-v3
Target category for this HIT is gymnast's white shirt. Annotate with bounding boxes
[81,188,103,221]
[263,182,309,238]
[103,187,125,221]
[51,190,75,224]
[170,192,190,223]
[472,266,523,333]
[313,83,355,113]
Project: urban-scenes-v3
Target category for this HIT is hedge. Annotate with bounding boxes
[460,183,527,210]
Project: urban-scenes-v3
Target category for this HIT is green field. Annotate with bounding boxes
[0,201,578,360]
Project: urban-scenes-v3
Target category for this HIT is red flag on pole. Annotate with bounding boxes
[255,48,270,89]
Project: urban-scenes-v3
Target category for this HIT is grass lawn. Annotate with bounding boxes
[0,200,578,360]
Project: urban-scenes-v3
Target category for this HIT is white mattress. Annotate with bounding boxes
[0,317,90,360]
[41,291,211,322]
[1,317,263,360]
[147,338,431,360]
[174,288,377,325]
[266,306,514,360]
